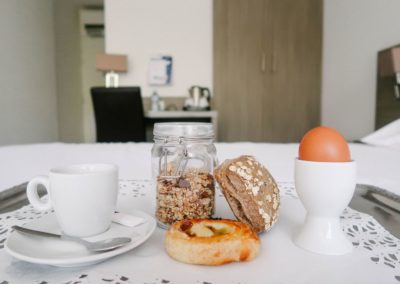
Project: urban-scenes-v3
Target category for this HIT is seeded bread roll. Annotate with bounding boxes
[165,219,260,265]
[214,155,280,233]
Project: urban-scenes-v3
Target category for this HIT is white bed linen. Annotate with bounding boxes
[0,142,399,195]
[361,118,400,150]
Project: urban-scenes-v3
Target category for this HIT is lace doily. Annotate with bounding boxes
[0,180,398,283]
[280,181,400,282]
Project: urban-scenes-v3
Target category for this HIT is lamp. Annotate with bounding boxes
[96,53,128,87]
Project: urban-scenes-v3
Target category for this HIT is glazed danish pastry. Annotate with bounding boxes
[165,219,260,265]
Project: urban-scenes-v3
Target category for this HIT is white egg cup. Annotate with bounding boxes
[294,159,356,255]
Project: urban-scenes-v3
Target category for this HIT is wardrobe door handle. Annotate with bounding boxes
[261,53,266,73]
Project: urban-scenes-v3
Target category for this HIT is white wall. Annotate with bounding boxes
[105,0,212,97]
[54,0,103,143]
[79,9,105,143]
[322,0,400,140]
[0,0,58,145]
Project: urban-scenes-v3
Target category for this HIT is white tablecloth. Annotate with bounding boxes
[0,142,399,284]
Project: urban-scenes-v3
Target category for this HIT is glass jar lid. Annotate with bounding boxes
[153,122,214,140]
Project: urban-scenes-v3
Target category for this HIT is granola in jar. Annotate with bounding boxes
[151,123,217,228]
[156,169,215,225]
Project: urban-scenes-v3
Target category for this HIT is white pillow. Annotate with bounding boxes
[361,119,400,149]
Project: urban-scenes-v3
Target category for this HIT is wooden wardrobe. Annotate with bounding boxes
[214,0,322,142]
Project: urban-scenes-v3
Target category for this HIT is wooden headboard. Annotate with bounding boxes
[376,46,400,129]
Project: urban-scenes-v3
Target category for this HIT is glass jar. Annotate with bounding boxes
[151,122,217,229]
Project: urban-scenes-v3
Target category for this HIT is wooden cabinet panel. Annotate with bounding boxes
[214,0,322,142]
[214,0,267,142]
[265,0,322,142]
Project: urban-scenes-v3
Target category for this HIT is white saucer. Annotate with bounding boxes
[4,209,156,267]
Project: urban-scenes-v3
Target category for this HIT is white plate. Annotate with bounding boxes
[4,209,156,267]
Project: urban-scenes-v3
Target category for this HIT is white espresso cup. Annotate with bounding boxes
[27,164,118,237]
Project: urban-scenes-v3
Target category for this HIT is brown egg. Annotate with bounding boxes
[299,126,351,162]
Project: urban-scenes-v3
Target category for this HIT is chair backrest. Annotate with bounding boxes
[91,87,146,142]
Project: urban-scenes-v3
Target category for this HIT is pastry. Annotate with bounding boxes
[165,219,260,265]
[214,155,280,233]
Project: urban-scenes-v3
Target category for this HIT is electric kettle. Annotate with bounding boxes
[184,86,211,111]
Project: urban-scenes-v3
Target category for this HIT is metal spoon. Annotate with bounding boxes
[12,225,131,252]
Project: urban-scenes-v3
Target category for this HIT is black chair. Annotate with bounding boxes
[91,87,146,142]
